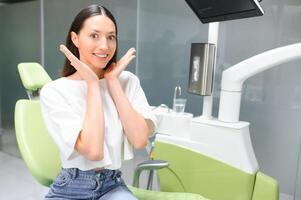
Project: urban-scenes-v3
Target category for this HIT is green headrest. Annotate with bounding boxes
[17,62,52,91]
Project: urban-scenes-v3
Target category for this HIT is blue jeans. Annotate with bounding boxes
[45,168,137,200]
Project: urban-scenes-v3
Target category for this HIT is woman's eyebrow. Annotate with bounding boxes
[91,29,116,34]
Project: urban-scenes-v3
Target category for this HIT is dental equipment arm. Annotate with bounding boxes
[218,43,301,123]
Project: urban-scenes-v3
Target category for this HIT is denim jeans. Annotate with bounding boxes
[45,168,137,200]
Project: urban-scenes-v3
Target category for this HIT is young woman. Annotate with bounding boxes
[40,4,156,200]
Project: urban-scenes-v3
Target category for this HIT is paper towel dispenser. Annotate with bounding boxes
[188,43,216,96]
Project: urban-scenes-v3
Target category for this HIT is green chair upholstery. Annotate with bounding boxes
[152,141,279,200]
[17,62,52,99]
[15,100,61,187]
[15,62,208,200]
[17,62,52,91]
[251,172,279,200]
[128,186,207,200]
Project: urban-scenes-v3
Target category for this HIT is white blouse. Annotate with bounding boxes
[40,71,157,170]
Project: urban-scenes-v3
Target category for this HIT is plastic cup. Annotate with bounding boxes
[172,98,187,113]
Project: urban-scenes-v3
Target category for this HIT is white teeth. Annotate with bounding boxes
[94,53,108,58]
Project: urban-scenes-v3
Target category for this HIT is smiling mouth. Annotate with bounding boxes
[93,53,109,58]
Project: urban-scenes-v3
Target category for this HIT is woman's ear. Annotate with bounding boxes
[71,31,79,48]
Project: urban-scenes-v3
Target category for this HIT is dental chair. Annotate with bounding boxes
[16,62,278,200]
[15,62,207,200]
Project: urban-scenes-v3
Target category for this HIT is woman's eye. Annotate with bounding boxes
[108,35,116,41]
[90,34,98,39]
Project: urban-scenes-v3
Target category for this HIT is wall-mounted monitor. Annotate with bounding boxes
[185,0,264,23]
[0,0,35,4]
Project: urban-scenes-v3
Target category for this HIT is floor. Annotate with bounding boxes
[0,129,157,199]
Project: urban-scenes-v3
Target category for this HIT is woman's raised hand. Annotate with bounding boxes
[104,48,136,80]
[59,44,99,84]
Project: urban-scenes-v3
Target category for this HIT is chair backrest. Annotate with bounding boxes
[17,62,52,99]
[14,99,61,187]
[16,62,60,187]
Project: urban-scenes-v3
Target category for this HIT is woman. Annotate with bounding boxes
[40,4,156,200]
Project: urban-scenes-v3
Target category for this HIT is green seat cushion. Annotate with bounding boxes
[129,186,209,200]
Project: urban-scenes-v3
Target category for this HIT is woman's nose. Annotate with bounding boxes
[98,37,109,50]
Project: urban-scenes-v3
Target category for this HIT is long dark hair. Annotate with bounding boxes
[61,5,118,77]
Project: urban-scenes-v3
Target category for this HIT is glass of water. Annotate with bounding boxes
[172,98,187,113]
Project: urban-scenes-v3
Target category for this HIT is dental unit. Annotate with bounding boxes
[152,32,301,200]
[149,0,301,199]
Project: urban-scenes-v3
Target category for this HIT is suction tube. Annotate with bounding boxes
[218,43,301,123]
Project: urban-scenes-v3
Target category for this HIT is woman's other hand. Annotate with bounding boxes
[104,48,136,80]
[59,44,99,84]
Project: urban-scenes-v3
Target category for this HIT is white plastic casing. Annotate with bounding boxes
[156,117,259,174]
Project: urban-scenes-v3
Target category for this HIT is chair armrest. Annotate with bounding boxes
[132,160,169,188]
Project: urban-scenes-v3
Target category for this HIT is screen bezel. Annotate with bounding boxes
[185,0,264,23]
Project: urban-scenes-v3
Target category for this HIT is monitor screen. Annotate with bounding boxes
[185,0,264,23]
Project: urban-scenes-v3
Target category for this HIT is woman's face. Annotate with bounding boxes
[71,15,117,74]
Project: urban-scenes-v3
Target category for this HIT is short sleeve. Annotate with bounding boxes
[129,75,158,131]
[40,85,83,160]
